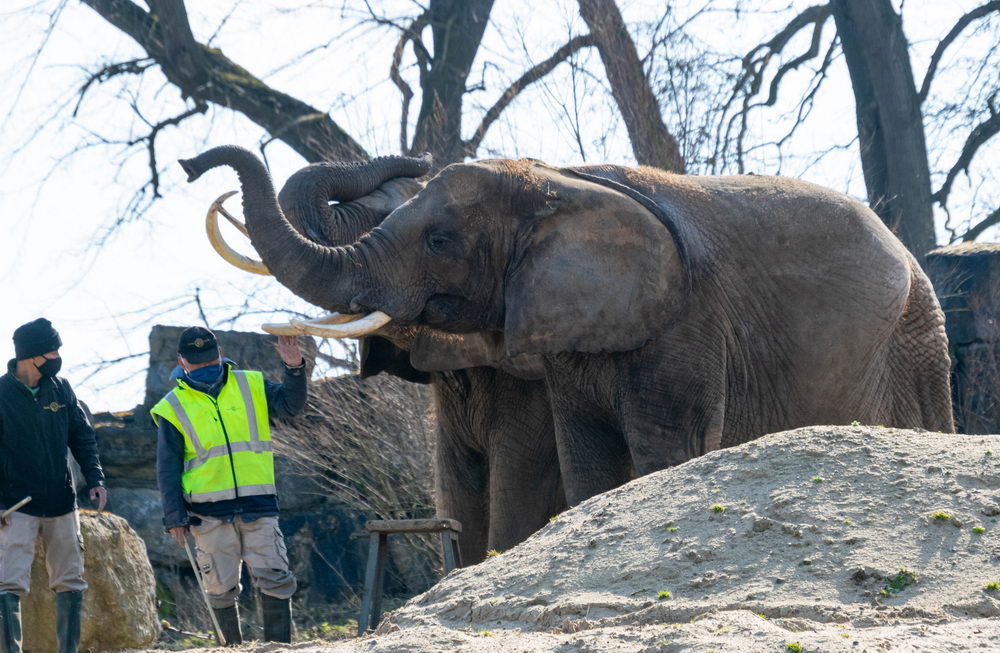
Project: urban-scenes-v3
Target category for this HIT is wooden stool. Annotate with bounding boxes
[357,518,463,635]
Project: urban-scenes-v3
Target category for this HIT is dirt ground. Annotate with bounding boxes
[136,426,1000,652]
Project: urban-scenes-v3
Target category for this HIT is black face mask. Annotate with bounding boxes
[35,356,62,378]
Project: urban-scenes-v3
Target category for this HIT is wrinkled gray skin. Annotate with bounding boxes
[181,147,564,564]
[181,150,955,511]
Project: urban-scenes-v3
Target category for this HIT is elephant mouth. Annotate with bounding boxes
[420,294,492,332]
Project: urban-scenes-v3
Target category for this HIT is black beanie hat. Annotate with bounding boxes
[13,318,63,361]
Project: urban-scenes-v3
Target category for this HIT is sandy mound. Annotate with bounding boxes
[151,426,1000,651]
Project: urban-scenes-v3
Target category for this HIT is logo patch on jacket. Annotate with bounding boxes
[43,402,65,412]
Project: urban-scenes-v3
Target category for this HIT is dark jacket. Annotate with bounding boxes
[156,361,307,529]
[0,360,105,518]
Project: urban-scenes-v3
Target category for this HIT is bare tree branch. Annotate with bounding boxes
[409,0,496,166]
[3,0,69,125]
[464,34,596,157]
[933,93,1000,208]
[714,3,834,173]
[81,0,368,162]
[134,101,208,198]
[917,0,1000,104]
[758,10,832,111]
[961,206,1000,242]
[389,11,430,152]
[72,58,156,117]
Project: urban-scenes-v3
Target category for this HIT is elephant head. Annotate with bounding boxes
[179,147,546,376]
[180,149,686,363]
[349,159,688,359]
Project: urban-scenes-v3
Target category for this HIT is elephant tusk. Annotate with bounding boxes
[260,323,303,336]
[300,312,367,326]
[262,311,392,339]
[261,312,365,336]
[215,196,250,237]
[206,190,271,276]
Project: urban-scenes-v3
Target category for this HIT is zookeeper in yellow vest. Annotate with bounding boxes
[152,327,307,645]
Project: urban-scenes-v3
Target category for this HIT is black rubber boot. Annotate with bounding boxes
[260,594,292,643]
[0,593,22,653]
[211,605,242,646]
[55,590,82,653]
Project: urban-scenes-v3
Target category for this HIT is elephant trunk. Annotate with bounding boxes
[178,145,367,313]
[278,153,431,245]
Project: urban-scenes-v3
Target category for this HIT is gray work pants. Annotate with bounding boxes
[191,514,296,609]
[0,511,86,596]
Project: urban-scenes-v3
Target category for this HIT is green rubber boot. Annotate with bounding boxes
[260,594,292,643]
[0,593,22,653]
[55,590,82,653]
[211,605,243,646]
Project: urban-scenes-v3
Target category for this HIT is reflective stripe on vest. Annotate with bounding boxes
[150,367,275,503]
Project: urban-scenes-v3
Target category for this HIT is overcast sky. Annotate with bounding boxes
[0,0,996,412]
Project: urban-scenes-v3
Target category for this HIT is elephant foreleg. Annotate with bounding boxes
[619,339,728,474]
[434,433,489,566]
[487,435,565,554]
[545,368,632,506]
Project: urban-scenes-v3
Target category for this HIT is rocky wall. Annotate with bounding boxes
[925,242,1000,434]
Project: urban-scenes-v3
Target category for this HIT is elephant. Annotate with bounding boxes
[179,149,955,510]
[189,147,564,564]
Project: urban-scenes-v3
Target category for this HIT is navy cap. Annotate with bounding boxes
[177,326,220,364]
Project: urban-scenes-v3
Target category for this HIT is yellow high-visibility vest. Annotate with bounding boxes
[151,365,275,503]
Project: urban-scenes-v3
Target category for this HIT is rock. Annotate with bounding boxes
[109,487,186,567]
[23,511,158,652]
[925,242,1000,347]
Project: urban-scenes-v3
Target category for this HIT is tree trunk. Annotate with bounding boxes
[831,0,937,258]
[409,0,495,167]
[577,0,685,173]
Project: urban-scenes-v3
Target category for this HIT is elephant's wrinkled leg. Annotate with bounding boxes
[487,432,565,554]
[434,431,489,566]
[548,390,631,506]
[619,340,728,476]
[543,356,630,506]
[552,412,630,506]
[621,386,726,476]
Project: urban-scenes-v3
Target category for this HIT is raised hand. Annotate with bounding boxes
[276,335,304,367]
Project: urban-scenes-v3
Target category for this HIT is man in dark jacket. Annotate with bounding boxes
[153,327,307,644]
[0,318,107,653]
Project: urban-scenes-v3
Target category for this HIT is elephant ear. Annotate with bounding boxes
[503,169,685,357]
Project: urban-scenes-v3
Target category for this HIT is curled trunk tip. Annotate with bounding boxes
[178,158,200,183]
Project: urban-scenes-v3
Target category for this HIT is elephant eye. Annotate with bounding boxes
[426,232,451,254]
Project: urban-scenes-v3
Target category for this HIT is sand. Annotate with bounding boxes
[146,426,1000,652]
